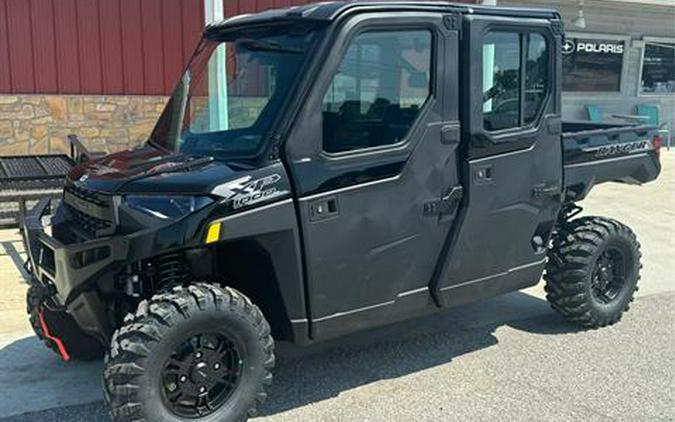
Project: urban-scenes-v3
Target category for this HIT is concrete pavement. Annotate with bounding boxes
[2,293,673,422]
[0,152,673,421]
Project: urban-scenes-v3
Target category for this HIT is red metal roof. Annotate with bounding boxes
[0,0,475,96]
[0,0,204,95]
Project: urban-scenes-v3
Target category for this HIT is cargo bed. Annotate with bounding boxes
[561,121,661,201]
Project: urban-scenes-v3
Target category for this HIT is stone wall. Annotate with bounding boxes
[0,95,168,156]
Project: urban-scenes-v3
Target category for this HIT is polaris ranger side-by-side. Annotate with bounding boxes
[21,2,662,421]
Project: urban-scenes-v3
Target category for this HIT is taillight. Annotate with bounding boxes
[653,135,662,160]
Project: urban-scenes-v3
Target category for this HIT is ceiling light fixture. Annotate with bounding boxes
[573,0,587,29]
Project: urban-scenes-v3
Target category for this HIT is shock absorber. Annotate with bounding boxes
[118,253,189,299]
[155,253,189,287]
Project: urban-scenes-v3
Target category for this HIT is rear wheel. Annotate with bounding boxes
[103,283,274,422]
[544,216,641,328]
[26,285,105,361]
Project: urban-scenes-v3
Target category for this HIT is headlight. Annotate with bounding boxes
[124,195,214,220]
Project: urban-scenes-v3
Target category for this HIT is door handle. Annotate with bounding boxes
[473,165,493,184]
[441,124,460,145]
[424,186,463,217]
[309,197,339,221]
[533,183,560,198]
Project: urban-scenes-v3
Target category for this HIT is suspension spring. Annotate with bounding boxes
[155,253,188,286]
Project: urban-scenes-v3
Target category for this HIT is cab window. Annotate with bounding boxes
[322,30,432,153]
[482,31,549,132]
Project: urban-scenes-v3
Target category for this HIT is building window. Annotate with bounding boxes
[641,42,675,94]
[482,31,550,132]
[322,30,432,153]
[562,37,624,92]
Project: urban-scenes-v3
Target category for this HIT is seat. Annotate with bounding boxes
[585,105,603,123]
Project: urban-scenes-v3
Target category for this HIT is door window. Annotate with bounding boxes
[482,32,521,131]
[482,31,550,132]
[524,33,549,124]
[322,30,432,153]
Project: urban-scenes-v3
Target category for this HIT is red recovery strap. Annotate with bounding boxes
[37,306,71,362]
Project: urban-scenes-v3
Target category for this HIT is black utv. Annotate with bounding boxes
[22,2,662,421]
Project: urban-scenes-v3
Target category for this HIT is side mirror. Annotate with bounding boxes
[408,71,429,89]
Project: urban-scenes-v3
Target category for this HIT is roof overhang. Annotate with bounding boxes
[596,0,675,6]
[205,1,559,37]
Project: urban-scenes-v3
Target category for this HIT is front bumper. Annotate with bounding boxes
[22,199,129,340]
[21,197,214,341]
[22,199,129,306]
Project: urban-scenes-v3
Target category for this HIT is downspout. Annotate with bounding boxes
[205,0,229,131]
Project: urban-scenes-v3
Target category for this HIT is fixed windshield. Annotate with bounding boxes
[150,26,320,158]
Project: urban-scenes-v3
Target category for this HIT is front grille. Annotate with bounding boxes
[67,205,113,234]
[65,185,110,208]
[62,184,114,238]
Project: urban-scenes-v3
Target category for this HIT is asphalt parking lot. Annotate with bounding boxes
[0,152,673,422]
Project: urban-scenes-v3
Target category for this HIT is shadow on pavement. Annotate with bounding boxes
[1,241,29,283]
[0,336,103,420]
[258,291,580,416]
[0,291,581,421]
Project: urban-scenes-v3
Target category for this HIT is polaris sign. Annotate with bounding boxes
[562,38,625,55]
[577,41,624,54]
[562,38,625,91]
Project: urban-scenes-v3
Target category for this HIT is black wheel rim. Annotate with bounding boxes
[161,332,243,418]
[591,247,627,304]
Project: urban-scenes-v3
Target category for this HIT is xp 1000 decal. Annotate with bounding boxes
[212,174,288,209]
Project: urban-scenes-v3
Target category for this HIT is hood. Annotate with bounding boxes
[68,144,241,195]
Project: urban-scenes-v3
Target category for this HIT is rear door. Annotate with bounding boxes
[285,12,462,340]
[433,15,564,305]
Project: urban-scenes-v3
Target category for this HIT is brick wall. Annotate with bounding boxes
[0,95,167,156]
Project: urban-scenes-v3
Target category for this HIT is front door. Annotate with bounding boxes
[285,13,461,340]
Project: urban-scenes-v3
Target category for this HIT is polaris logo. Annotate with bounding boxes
[583,140,652,158]
[562,39,575,55]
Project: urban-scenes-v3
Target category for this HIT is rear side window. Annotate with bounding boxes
[482,32,521,131]
[482,31,549,132]
[322,30,432,153]
[525,34,549,125]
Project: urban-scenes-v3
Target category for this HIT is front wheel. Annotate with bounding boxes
[544,216,642,328]
[103,283,275,422]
